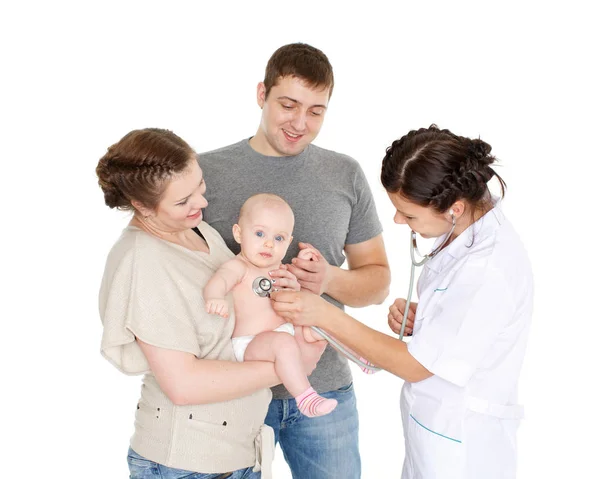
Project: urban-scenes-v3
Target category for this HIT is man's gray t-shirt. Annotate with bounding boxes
[199,139,383,399]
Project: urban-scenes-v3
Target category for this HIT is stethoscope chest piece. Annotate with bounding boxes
[252,276,274,298]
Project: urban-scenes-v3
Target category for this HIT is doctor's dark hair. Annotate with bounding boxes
[380,125,506,213]
[96,128,196,211]
[263,43,334,98]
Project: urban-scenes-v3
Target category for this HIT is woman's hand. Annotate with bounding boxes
[269,264,301,291]
[270,289,332,328]
[388,298,417,336]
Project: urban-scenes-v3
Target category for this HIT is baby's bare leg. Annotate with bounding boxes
[245,330,337,417]
[302,325,325,343]
[244,331,310,397]
[301,327,378,375]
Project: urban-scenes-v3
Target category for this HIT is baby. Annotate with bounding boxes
[204,193,337,417]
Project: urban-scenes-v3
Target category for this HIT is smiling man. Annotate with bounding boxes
[199,43,391,479]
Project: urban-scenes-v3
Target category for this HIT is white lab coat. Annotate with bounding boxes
[401,203,533,479]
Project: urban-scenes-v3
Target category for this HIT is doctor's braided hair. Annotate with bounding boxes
[380,124,506,213]
[96,128,196,211]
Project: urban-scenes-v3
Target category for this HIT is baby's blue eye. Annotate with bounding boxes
[256,231,264,237]
[275,235,284,242]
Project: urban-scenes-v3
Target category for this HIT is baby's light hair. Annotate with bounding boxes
[239,193,295,224]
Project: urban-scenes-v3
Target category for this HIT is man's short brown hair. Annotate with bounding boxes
[263,43,334,98]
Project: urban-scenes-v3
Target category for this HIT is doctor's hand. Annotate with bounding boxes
[388,298,417,336]
[270,289,333,329]
[287,242,332,296]
[268,264,301,291]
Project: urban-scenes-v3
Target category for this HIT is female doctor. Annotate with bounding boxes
[271,125,533,478]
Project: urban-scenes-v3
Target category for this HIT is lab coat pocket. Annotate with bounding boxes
[413,286,448,335]
[406,397,465,478]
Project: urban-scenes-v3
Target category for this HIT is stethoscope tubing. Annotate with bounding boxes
[399,260,418,339]
[399,215,456,341]
[252,215,456,373]
[310,326,382,373]
[251,276,382,372]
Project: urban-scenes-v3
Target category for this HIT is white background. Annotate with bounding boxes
[1,1,598,477]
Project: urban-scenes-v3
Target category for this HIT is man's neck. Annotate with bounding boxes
[248,131,308,158]
[248,132,279,157]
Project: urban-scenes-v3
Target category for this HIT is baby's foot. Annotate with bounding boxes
[296,387,338,417]
[359,356,378,374]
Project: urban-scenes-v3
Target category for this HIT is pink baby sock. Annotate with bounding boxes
[359,357,378,374]
[296,387,338,417]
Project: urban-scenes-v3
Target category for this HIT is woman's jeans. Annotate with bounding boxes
[127,447,261,479]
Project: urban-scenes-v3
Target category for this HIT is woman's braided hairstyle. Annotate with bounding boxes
[380,124,505,213]
[96,128,195,211]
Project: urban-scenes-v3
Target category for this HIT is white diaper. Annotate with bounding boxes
[232,322,295,362]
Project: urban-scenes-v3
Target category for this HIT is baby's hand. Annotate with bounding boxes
[205,298,229,318]
[289,243,331,296]
[297,247,319,262]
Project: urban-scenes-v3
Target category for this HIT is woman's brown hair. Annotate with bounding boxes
[96,128,195,211]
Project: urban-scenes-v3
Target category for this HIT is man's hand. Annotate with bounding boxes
[388,298,417,336]
[287,242,332,296]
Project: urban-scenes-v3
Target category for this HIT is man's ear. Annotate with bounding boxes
[256,82,266,109]
[232,224,242,244]
[131,200,153,218]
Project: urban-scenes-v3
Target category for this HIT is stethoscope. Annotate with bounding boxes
[251,213,456,373]
[252,276,382,372]
[398,212,456,339]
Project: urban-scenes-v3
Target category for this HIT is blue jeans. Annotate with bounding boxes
[265,382,361,479]
[127,447,260,478]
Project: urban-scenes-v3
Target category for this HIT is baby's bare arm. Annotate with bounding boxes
[203,258,247,317]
